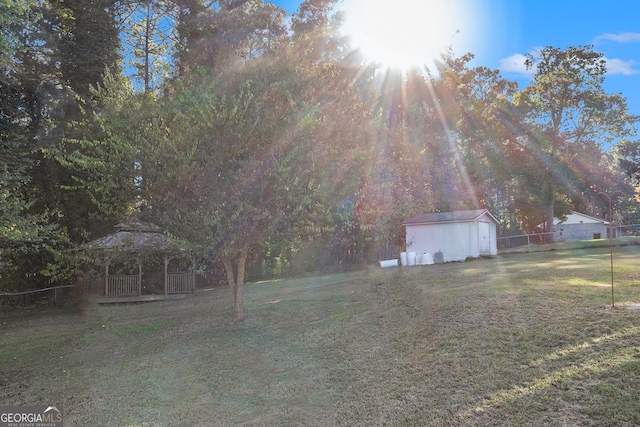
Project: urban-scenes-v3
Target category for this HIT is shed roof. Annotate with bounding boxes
[402,209,498,226]
[554,211,609,225]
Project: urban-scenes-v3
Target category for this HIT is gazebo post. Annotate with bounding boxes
[104,261,110,297]
[138,260,143,296]
[192,256,196,293]
[164,254,169,297]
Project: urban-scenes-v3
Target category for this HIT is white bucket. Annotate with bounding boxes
[379,259,399,268]
[400,252,408,266]
[419,253,435,265]
[407,252,417,266]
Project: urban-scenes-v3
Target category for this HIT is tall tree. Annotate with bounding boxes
[0,136,64,288]
[145,66,267,317]
[291,0,340,42]
[121,0,175,92]
[50,72,141,224]
[172,0,277,75]
[514,45,638,233]
[186,0,278,55]
[617,139,640,182]
[0,0,69,288]
[33,0,126,244]
[50,0,121,98]
[431,52,559,233]
[146,44,365,319]
[290,0,346,67]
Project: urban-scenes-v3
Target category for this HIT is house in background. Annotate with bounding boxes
[403,209,498,262]
[551,211,609,242]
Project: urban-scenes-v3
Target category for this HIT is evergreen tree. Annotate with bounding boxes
[0,0,67,288]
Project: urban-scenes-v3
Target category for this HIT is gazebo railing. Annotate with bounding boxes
[167,273,194,294]
[86,273,194,297]
[108,275,140,296]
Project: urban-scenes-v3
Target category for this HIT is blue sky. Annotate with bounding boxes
[272,0,640,117]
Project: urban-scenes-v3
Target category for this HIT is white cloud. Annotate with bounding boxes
[499,53,528,74]
[498,48,541,77]
[499,49,638,78]
[604,57,638,75]
[595,32,640,44]
[499,53,534,77]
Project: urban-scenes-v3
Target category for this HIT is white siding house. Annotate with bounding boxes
[552,211,609,242]
[403,209,498,262]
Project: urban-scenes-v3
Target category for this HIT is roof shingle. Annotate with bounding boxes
[403,209,496,225]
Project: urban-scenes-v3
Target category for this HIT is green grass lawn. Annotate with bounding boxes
[2,246,640,426]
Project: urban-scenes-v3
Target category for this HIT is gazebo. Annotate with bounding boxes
[81,222,197,302]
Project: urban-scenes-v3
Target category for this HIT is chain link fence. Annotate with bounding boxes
[0,285,77,312]
[498,224,640,252]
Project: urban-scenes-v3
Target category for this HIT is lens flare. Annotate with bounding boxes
[341,0,488,72]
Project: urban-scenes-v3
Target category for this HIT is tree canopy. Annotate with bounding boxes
[514,45,638,231]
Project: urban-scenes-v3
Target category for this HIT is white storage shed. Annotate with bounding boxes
[403,209,499,262]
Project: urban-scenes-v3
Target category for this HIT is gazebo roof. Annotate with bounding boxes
[82,222,188,252]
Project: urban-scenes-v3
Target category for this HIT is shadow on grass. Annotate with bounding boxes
[455,325,640,425]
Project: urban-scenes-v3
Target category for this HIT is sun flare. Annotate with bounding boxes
[341,0,487,72]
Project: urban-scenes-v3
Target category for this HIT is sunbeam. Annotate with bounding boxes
[424,82,481,209]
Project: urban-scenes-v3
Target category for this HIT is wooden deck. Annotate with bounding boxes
[95,294,187,304]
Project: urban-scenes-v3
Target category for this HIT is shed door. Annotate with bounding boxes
[479,221,491,255]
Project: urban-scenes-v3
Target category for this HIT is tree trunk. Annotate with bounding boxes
[221,247,249,321]
[235,248,248,320]
[222,257,236,304]
[545,201,555,232]
[544,183,555,240]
